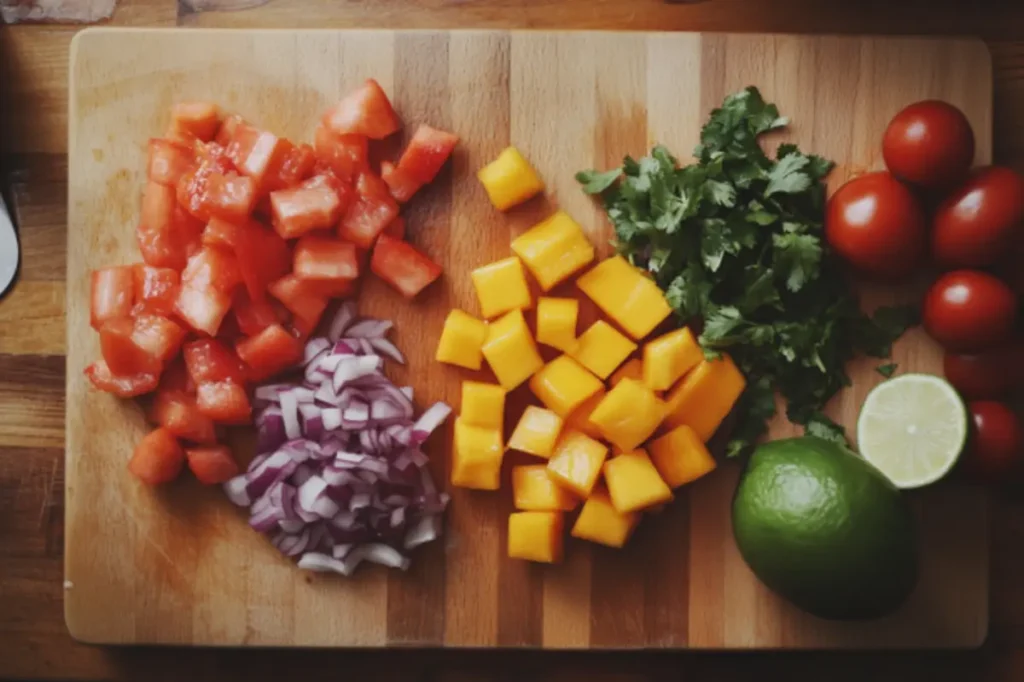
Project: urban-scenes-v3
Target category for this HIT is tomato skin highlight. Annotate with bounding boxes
[882,100,974,190]
[944,343,1024,400]
[961,401,1024,484]
[129,427,187,485]
[923,270,1017,352]
[932,166,1024,269]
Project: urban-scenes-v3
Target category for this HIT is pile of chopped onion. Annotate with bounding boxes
[223,303,451,576]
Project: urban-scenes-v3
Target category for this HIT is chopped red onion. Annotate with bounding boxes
[333,355,383,392]
[346,318,392,339]
[304,337,332,364]
[280,391,301,440]
[370,337,405,364]
[327,302,357,342]
[322,407,342,431]
[410,402,452,446]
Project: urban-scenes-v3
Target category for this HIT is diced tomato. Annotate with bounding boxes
[185,445,240,484]
[233,289,289,336]
[91,266,134,330]
[192,140,235,172]
[168,102,221,143]
[293,234,359,282]
[202,218,290,300]
[215,114,246,147]
[270,142,317,190]
[268,274,329,323]
[370,233,442,299]
[290,306,323,338]
[313,124,368,182]
[137,181,203,270]
[131,314,187,365]
[128,428,186,485]
[177,158,256,223]
[160,357,196,394]
[99,317,161,376]
[181,246,242,295]
[338,171,399,248]
[183,338,249,385]
[150,389,217,444]
[381,125,459,202]
[269,181,348,239]
[300,277,358,299]
[85,359,159,398]
[322,79,401,140]
[174,285,232,336]
[231,126,292,192]
[384,215,406,240]
[236,323,304,382]
[196,381,252,424]
[132,264,179,316]
[147,138,194,187]
[201,217,238,250]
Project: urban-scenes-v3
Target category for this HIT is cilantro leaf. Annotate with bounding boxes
[876,363,898,378]
[772,232,821,292]
[805,412,848,445]
[765,152,812,196]
[576,168,622,194]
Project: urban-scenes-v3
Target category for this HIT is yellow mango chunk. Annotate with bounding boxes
[564,387,605,439]
[648,424,716,488]
[603,449,673,513]
[471,256,532,319]
[451,417,504,490]
[435,309,489,370]
[610,358,665,398]
[529,355,604,417]
[481,309,544,390]
[477,146,544,211]
[512,465,579,511]
[663,353,746,441]
[460,381,505,431]
[571,485,639,548]
[508,511,565,563]
[536,297,579,353]
[589,378,666,452]
[577,256,672,340]
[511,211,595,291]
[568,320,637,380]
[546,429,608,498]
[508,405,564,459]
[643,327,703,392]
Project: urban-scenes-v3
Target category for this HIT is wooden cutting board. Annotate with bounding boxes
[66,28,991,649]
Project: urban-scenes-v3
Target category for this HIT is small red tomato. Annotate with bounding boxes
[932,166,1024,269]
[882,100,974,189]
[960,401,1024,483]
[923,270,1017,352]
[943,342,1024,399]
[825,171,927,280]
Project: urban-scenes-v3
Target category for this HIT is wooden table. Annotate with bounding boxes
[2,0,1024,678]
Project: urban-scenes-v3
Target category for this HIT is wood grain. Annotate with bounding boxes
[65,28,990,650]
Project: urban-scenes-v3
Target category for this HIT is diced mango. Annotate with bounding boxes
[477,146,544,211]
[511,211,595,291]
[571,485,639,548]
[536,297,579,353]
[577,256,672,340]
[589,378,666,452]
[529,355,603,417]
[460,381,505,431]
[648,424,716,488]
[512,465,578,511]
[643,327,703,392]
[569,320,637,379]
[603,449,673,513]
[435,309,488,370]
[471,256,532,319]
[663,354,746,441]
[481,309,544,390]
[508,405,564,459]
[611,358,665,398]
[508,511,565,563]
[546,429,608,498]
[564,387,605,439]
[451,417,504,490]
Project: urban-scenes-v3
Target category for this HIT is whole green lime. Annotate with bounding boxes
[732,436,918,620]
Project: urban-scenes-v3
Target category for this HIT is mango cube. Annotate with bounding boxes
[451,417,504,490]
[571,485,639,548]
[648,424,716,488]
[512,465,578,511]
[663,354,746,441]
[546,429,608,498]
[643,327,703,392]
[477,146,544,211]
[471,256,532,319]
[508,511,565,563]
[508,406,564,458]
[481,309,544,390]
[536,297,579,353]
[609,357,643,386]
[589,378,666,452]
[529,355,603,417]
[603,449,673,513]
[564,387,605,439]
[569,320,637,379]
[435,309,488,370]
[510,211,595,291]
[460,381,505,431]
[577,256,672,340]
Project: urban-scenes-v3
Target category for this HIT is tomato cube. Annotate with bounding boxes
[90,266,134,330]
[183,338,249,385]
[232,289,288,336]
[181,246,241,295]
[132,264,179,316]
[174,285,232,336]
[85,358,159,397]
[293,234,359,282]
[168,102,221,143]
[236,129,288,186]
[130,314,187,364]
[384,215,406,240]
[269,184,346,239]
[186,445,240,484]
[138,181,203,270]
[147,138,194,187]
[268,274,329,323]
[322,79,401,140]
[236,323,304,382]
[150,389,217,444]
[129,428,187,485]
[196,381,252,424]
[313,124,368,182]
[177,160,256,223]
[269,142,316,190]
[203,218,291,300]
[338,171,399,248]
[300,277,358,299]
[159,357,196,394]
[370,233,442,299]
[381,125,458,202]
[215,114,246,147]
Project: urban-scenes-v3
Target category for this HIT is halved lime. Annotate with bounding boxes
[856,374,968,489]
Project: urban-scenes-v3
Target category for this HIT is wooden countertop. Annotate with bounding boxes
[2,0,1024,678]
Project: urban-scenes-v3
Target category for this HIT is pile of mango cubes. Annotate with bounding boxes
[435,146,747,563]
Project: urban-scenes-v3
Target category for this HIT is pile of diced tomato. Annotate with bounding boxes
[86,79,457,487]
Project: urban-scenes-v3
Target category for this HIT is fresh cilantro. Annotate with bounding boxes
[876,363,898,378]
[576,168,623,194]
[805,413,848,445]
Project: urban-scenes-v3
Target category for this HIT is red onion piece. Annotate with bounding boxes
[327,302,357,342]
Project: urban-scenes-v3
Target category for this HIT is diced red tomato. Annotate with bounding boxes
[202,218,291,300]
[293,234,359,282]
[129,428,186,485]
[266,141,317,192]
[215,114,246,147]
[85,359,159,398]
[130,314,187,365]
[232,289,289,336]
[268,274,330,323]
[381,125,459,202]
[181,246,242,295]
[231,126,293,192]
[370,233,442,299]
[313,124,368,182]
[384,215,406,240]
[300,277,358,299]
[338,171,399,248]
[99,318,161,375]
[322,79,401,140]
[138,181,204,270]
[183,338,249,385]
[150,389,218,444]
[196,381,252,424]
[192,140,235,172]
[177,157,256,223]
[174,285,232,336]
[91,266,134,330]
[186,445,240,484]
[168,102,221,143]
[159,357,196,394]
[269,180,348,239]
[132,264,179,316]
[147,138,194,187]
[236,323,304,382]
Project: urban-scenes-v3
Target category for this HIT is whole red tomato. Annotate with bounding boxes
[944,341,1024,399]
[825,171,926,280]
[923,270,1017,352]
[882,100,974,189]
[960,401,1024,483]
[932,166,1024,269]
